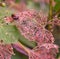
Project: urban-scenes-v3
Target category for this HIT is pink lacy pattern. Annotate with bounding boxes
[29,43,59,59]
[13,10,54,45]
[3,9,59,59]
[0,44,14,59]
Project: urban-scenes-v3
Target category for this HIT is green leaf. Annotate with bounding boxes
[0,23,20,44]
[27,1,40,10]
[15,0,20,3]
[54,0,60,2]
[18,31,37,48]
[0,7,19,44]
[54,2,60,12]
[0,7,15,19]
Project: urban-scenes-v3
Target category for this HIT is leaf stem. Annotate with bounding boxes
[13,42,31,55]
[53,9,60,18]
[48,0,53,21]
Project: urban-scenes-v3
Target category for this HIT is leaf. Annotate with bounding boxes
[54,2,60,12]
[0,7,15,19]
[15,0,20,3]
[0,23,20,44]
[18,32,37,48]
[0,7,20,44]
[27,1,40,10]
[54,0,60,2]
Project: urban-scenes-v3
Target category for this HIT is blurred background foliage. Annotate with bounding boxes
[0,0,60,59]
